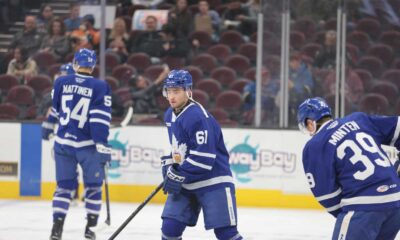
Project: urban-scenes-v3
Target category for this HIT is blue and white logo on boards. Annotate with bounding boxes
[228,135,297,183]
[108,131,129,178]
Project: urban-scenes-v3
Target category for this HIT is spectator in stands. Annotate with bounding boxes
[64,3,82,33]
[10,15,44,57]
[313,30,354,70]
[159,24,191,59]
[313,30,337,69]
[289,53,314,98]
[288,53,314,124]
[37,4,54,34]
[194,0,221,41]
[108,17,130,48]
[130,15,164,59]
[167,0,193,38]
[7,46,38,83]
[242,68,277,112]
[241,68,280,124]
[107,17,130,57]
[130,64,169,114]
[324,69,364,104]
[223,0,258,37]
[70,14,100,51]
[237,0,259,36]
[116,0,132,16]
[106,38,129,63]
[82,14,100,50]
[40,18,70,61]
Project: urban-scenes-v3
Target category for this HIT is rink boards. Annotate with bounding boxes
[1,122,397,209]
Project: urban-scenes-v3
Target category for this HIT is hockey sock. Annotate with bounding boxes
[84,183,102,221]
[161,218,186,240]
[52,180,77,221]
[214,226,243,240]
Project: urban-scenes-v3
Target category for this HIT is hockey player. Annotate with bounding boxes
[42,63,81,205]
[298,97,400,239]
[160,70,243,240]
[45,48,112,240]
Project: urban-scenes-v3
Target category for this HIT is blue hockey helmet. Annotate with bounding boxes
[73,48,97,69]
[163,70,193,97]
[59,63,75,75]
[297,97,332,133]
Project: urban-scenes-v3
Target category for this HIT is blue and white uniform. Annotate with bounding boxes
[46,49,112,240]
[163,102,234,193]
[52,72,111,150]
[299,97,400,240]
[160,70,242,240]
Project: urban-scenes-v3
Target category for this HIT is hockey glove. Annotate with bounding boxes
[163,164,185,194]
[41,121,55,140]
[161,154,174,179]
[95,143,112,166]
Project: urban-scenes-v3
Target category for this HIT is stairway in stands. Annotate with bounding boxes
[0,0,76,53]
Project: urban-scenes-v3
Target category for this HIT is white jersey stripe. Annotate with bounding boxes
[53,197,71,204]
[89,109,111,119]
[341,192,400,206]
[337,211,354,240]
[85,199,102,205]
[86,209,101,215]
[193,100,209,118]
[316,188,342,201]
[326,203,341,212]
[53,207,68,214]
[49,111,59,118]
[189,150,216,159]
[390,117,400,146]
[89,118,110,126]
[225,187,236,225]
[186,158,212,170]
[55,136,95,148]
[172,103,195,122]
[183,176,234,190]
[42,122,55,130]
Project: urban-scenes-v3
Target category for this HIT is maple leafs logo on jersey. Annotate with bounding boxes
[171,134,187,164]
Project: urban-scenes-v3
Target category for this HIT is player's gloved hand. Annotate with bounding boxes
[163,164,185,194]
[41,122,55,140]
[161,154,174,179]
[95,143,112,166]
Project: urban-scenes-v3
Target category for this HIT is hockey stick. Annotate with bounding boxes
[107,182,163,240]
[111,106,133,129]
[104,164,111,226]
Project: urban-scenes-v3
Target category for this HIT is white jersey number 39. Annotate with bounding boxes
[337,132,391,180]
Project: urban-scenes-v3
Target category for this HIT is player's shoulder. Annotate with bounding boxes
[344,112,369,121]
[183,102,210,121]
[91,77,108,88]
[53,75,70,88]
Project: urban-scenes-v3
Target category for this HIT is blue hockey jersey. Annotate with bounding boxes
[52,73,112,151]
[164,101,234,193]
[302,112,400,217]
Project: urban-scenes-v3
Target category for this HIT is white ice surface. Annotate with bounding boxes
[0,200,397,240]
